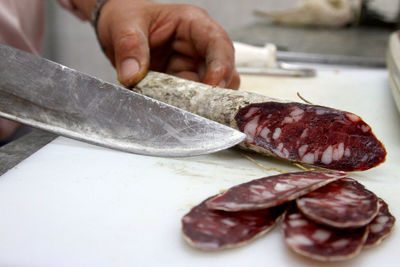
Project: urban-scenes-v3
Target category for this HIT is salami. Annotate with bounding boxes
[364,198,396,248]
[206,171,346,211]
[134,72,386,171]
[282,204,368,261]
[296,178,379,228]
[181,197,286,250]
[236,102,386,171]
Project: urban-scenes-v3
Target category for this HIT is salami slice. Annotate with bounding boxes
[181,197,286,250]
[364,198,396,248]
[282,204,368,261]
[206,171,346,211]
[134,72,386,172]
[296,178,379,228]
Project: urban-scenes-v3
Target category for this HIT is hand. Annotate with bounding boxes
[72,0,240,89]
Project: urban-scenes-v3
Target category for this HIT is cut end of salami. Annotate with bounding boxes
[296,178,379,228]
[282,204,368,262]
[206,171,346,212]
[181,197,286,251]
[235,102,386,171]
[364,198,396,248]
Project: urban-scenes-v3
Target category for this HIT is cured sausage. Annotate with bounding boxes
[364,198,396,248]
[134,72,386,171]
[181,197,286,250]
[282,204,368,261]
[206,171,346,211]
[296,178,379,228]
[236,102,386,171]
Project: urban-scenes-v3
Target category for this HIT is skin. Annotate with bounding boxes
[0,0,240,142]
[71,0,240,89]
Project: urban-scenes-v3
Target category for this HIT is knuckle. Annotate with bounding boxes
[178,4,209,20]
[114,30,145,52]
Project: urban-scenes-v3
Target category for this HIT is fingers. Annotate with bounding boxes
[186,11,239,89]
[96,1,151,87]
[113,28,150,87]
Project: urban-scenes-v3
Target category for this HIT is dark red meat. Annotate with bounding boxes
[206,171,346,211]
[296,178,379,228]
[282,203,368,261]
[235,102,386,171]
[364,198,396,248]
[181,197,286,250]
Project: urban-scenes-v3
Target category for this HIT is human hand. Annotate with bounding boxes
[72,0,240,89]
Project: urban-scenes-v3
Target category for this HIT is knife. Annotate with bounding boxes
[0,43,245,157]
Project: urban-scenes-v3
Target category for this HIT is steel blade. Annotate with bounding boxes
[0,44,245,157]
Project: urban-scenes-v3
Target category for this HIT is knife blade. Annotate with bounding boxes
[0,44,245,157]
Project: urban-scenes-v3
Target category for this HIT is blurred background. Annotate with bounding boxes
[43,0,400,84]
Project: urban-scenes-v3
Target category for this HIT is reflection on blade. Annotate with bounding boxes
[0,44,245,157]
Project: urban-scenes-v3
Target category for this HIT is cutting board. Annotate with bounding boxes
[0,65,399,267]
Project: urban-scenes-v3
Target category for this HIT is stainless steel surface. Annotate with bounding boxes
[230,23,391,68]
[0,44,245,157]
[237,63,316,77]
[276,51,386,68]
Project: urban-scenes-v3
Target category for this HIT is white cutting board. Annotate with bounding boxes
[0,66,399,267]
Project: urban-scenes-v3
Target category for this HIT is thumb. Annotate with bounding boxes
[113,28,150,87]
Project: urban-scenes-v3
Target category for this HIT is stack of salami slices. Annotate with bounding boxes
[181,171,395,261]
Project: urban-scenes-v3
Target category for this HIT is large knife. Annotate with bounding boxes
[0,44,245,157]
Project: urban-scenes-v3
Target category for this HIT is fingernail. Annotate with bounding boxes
[218,80,226,88]
[120,58,139,82]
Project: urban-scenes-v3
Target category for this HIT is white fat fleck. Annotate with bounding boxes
[243,107,259,119]
[250,185,266,190]
[221,218,237,227]
[242,229,250,236]
[302,153,315,164]
[370,223,384,233]
[314,149,320,162]
[321,146,333,165]
[335,195,356,205]
[342,189,364,199]
[287,235,314,246]
[277,143,284,151]
[361,154,369,162]
[346,113,360,122]
[361,125,371,133]
[249,186,274,199]
[289,213,301,219]
[201,230,214,236]
[345,148,351,157]
[291,107,305,116]
[377,216,389,224]
[289,219,308,227]
[290,107,305,122]
[182,217,193,223]
[300,128,309,139]
[273,128,282,140]
[332,143,345,161]
[244,115,260,137]
[298,145,308,157]
[312,229,331,243]
[283,148,289,158]
[262,190,275,198]
[290,178,317,187]
[297,198,320,205]
[274,183,295,192]
[331,239,350,248]
[259,127,270,139]
[315,108,327,115]
[282,116,294,124]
